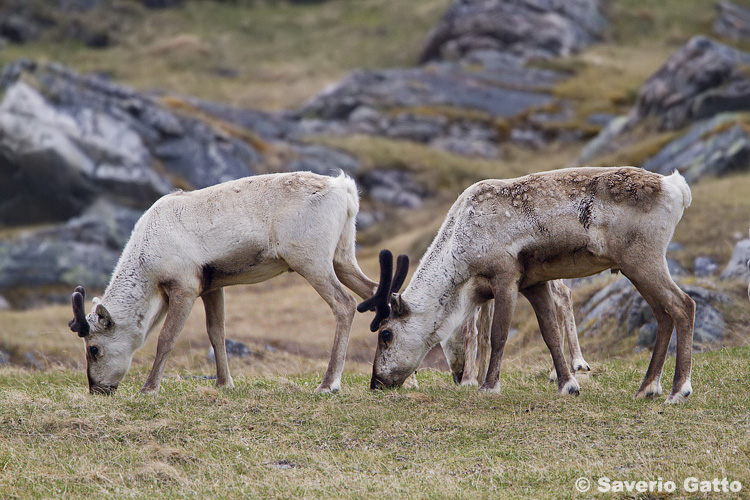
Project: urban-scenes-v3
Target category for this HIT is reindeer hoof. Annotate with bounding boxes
[315,386,339,394]
[479,382,502,394]
[559,379,580,396]
[572,359,591,373]
[665,381,692,404]
[635,380,663,400]
[460,378,479,387]
[549,368,558,383]
[215,380,235,390]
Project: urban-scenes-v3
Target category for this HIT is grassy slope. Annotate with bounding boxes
[0,0,452,109]
[1,349,749,499]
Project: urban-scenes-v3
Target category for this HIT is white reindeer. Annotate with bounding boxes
[442,280,589,387]
[359,167,695,403]
[68,171,377,395]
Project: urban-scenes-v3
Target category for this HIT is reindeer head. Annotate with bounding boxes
[358,250,428,389]
[69,286,133,395]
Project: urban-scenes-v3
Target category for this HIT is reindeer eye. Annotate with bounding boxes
[88,345,100,358]
[380,329,393,344]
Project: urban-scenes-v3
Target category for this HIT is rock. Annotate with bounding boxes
[430,135,499,158]
[296,63,566,161]
[640,113,750,182]
[0,199,142,308]
[694,256,719,277]
[419,0,608,64]
[142,0,183,8]
[580,277,730,350]
[0,78,172,225]
[359,169,429,209]
[667,241,686,253]
[208,339,255,362]
[578,37,750,177]
[283,143,360,176]
[299,66,557,121]
[719,238,750,281]
[576,115,628,164]
[0,61,273,226]
[0,14,39,44]
[715,1,750,40]
[667,258,687,277]
[628,36,750,131]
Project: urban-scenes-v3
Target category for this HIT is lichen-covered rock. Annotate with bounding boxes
[0,61,279,227]
[0,199,142,308]
[629,36,750,131]
[359,169,429,209]
[715,1,750,41]
[694,256,720,277]
[578,38,750,181]
[719,238,750,281]
[640,113,750,183]
[579,277,730,351]
[0,78,172,225]
[300,66,558,121]
[419,0,608,64]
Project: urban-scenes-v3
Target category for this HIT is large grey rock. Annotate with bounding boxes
[719,238,750,281]
[694,256,720,277]
[359,169,429,209]
[0,61,268,225]
[715,1,750,40]
[580,277,730,351]
[419,0,608,64]
[0,199,142,308]
[578,37,750,181]
[640,113,750,183]
[300,66,557,121]
[629,36,750,131]
[0,78,171,225]
[297,62,569,160]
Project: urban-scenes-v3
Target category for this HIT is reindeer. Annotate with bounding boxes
[359,167,695,403]
[68,171,377,395]
[442,280,589,387]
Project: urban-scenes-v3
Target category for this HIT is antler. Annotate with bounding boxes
[357,250,410,332]
[68,286,90,338]
[391,254,409,296]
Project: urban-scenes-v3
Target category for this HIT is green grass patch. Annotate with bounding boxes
[1,349,749,499]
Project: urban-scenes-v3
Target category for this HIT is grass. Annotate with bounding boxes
[0,0,452,109]
[1,348,749,499]
[2,1,750,496]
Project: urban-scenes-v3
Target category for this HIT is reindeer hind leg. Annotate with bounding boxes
[202,288,234,389]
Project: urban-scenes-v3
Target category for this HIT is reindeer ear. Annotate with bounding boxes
[390,293,407,316]
[95,303,113,329]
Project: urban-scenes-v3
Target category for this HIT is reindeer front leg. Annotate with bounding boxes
[141,286,197,395]
[523,282,579,396]
[480,279,518,393]
[202,288,234,389]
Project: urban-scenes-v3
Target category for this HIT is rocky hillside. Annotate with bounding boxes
[0,0,748,355]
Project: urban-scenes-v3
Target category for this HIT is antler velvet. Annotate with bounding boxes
[68,286,90,338]
[357,250,409,332]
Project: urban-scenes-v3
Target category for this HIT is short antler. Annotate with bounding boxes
[357,250,409,332]
[68,286,90,338]
[391,254,409,296]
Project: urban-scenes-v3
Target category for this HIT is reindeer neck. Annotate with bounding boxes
[403,238,475,345]
[101,252,166,342]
